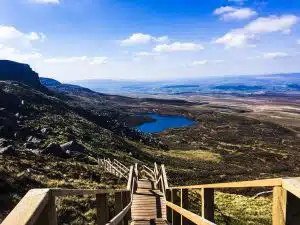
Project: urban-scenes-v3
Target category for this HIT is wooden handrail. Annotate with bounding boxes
[106,202,132,225]
[101,159,127,179]
[165,201,216,225]
[113,159,130,172]
[3,161,300,225]
[168,178,282,190]
[1,189,50,225]
[282,177,300,199]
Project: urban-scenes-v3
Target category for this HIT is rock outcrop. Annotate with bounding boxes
[0,60,42,88]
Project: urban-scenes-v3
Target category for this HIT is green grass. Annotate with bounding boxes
[188,190,272,225]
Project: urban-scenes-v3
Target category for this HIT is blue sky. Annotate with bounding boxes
[0,0,300,81]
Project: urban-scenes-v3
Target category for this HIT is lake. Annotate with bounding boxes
[136,113,196,133]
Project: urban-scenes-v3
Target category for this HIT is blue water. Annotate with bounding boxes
[136,113,196,133]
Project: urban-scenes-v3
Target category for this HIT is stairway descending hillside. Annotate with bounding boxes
[131,178,167,225]
[2,160,300,225]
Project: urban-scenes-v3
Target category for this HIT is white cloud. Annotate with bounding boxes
[192,60,224,66]
[263,52,288,59]
[154,42,204,52]
[121,33,169,45]
[0,26,45,62]
[90,57,108,65]
[135,52,159,56]
[215,15,299,48]
[0,44,42,62]
[44,56,108,64]
[214,6,236,15]
[30,0,60,4]
[0,25,45,49]
[297,39,300,45]
[214,6,257,20]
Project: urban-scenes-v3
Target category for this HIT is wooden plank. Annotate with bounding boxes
[161,165,169,189]
[168,178,282,190]
[35,191,57,225]
[97,193,109,225]
[1,189,50,225]
[282,178,300,199]
[201,189,214,223]
[166,201,216,225]
[272,187,287,225]
[127,166,134,190]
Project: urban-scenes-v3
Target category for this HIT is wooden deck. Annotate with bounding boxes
[131,179,167,225]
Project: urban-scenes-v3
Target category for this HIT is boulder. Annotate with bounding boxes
[27,136,42,144]
[40,128,50,135]
[0,138,9,147]
[60,140,86,153]
[0,145,15,155]
[42,143,67,158]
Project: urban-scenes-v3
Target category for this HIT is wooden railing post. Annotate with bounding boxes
[172,189,181,225]
[166,189,172,223]
[181,189,189,225]
[122,191,130,225]
[272,187,287,225]
[97,193,109,225]
[201,188,214,222]
[35,191,57,225]
[115,192,123,224]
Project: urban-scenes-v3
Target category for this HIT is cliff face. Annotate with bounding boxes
[0,60,42,88]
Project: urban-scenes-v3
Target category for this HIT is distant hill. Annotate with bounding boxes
[40,77,62,86]
[0,60,42,89]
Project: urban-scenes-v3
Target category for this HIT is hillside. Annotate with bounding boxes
[0,78,163,223]
[1,62,300,224]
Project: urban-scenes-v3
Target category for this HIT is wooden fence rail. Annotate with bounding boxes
[164,176,300,225]
[2,161,300,225]
[2,161,137,225]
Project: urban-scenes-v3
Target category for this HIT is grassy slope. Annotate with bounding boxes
[2,81,299,224]
[0,82,138,223]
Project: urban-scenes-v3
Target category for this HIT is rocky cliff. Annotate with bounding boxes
[0,60,42,88]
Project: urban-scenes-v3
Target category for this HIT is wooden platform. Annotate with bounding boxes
[131,179,167,225]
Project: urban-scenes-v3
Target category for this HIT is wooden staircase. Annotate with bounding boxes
[2,160,300,225]
[131,178,167,225]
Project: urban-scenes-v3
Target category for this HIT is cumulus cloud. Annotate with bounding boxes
[0,25,45,62]
[263,52,288,59]
[214,6,257,20]
[135,52,159,56]
[44,56,108,64]
[30,0,60,4]
[215,15,299,48]
[0,25,45,49]
[192,60,224,66]
[154,42,204,52]
[121,33,169,45]
[0,44,42,62]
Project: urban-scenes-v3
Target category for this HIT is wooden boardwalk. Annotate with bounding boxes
[2,160,300,225]
[131,178,167,225]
